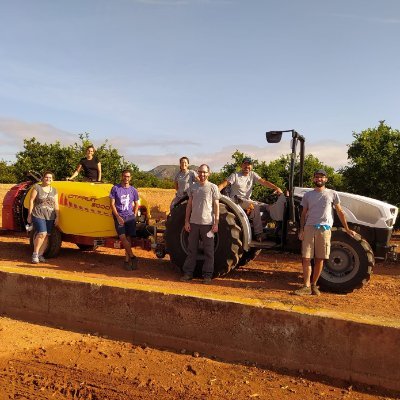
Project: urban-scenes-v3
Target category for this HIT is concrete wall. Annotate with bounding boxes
[0,270,399,392]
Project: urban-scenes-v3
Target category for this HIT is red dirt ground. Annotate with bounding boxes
[1,184,399,399]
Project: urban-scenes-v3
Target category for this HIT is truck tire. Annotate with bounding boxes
[237,249,261,267]
[29,227,62,258]
[319,227,374,293]
[165,202,243,277]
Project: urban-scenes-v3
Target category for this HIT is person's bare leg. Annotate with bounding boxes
[311,258,324,285]
[310,258,323,295]
[33,233,46,255]
[302,258,312,287]
[38,235,49,256]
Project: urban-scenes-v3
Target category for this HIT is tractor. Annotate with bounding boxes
[164,130,398,293]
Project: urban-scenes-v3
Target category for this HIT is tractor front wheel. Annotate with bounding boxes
[319,227,374,293]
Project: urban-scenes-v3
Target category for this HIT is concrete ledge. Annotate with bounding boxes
[0,270,399,392]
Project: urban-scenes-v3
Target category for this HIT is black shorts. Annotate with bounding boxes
[113,214,136,238]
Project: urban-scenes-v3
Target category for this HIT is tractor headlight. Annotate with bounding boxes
[385,218,394,227]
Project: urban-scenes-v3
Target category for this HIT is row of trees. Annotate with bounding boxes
[0,133,174,188]
[1,122,399,212]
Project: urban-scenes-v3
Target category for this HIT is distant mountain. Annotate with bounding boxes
[148,165,198,180]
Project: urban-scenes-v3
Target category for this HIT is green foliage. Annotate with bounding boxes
[13,133,140,184]
[14,138,74,182]
[217,150,343,202]
[131,170,174,189]
[0,160,17,183]
[341,121,400,208]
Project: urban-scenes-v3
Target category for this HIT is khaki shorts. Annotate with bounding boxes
[302,225,331,259]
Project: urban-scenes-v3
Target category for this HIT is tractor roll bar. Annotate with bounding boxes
[266,129,305,222]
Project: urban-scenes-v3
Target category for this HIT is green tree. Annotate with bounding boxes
[341,121,400,207]
[14,138,75,182]
[0,160,17,183]
[218,150,342,202]
[13,133,140,184]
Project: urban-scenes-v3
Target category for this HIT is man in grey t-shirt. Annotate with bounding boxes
[295,169,355,296]
[218,157,283,241]
[180,164,220,284]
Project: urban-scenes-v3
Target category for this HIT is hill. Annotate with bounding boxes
[148,165,198,180]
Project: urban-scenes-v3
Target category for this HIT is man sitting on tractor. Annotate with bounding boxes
[218,157,283,241]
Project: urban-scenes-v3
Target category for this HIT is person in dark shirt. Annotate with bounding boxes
[66,145,102,182]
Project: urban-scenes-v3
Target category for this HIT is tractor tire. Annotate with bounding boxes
[237,249,261,267]
[319,227,374,293]
[29,226,62,258]
[165,202,243,277]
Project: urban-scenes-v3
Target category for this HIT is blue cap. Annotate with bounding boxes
[314,169,327,176]
[242,157,253,164]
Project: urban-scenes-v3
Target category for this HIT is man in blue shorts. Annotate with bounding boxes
[110,170,139,270]
[295,169,355,296]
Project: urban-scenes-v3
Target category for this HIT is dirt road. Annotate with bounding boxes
[1,184,399,399]
[1,316,398,400]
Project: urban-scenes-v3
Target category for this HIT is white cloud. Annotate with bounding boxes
[122,140,350,172]
[0,118,75,146]
[0,117,350,172]
[331,13,400,24]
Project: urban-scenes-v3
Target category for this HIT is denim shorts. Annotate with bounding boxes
[113,214,136,237]
[32,216,55,234]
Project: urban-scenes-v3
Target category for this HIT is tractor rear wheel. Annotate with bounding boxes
[319,227,374,293]
[165,203,243,277]
[237,248,261,267]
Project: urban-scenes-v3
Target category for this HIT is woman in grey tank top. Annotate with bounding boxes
[27,171,60,264]
[170,156,198,210]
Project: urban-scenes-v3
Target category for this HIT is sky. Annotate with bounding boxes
[0,0,399,172]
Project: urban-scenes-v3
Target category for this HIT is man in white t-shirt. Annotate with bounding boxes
[218,157,283,241]
[180,164,220,284]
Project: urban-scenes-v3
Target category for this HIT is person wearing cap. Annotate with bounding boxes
[180,164,220,285]
[294,169,356,296]
[218,157,283,241]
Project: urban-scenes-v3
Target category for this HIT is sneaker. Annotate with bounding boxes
[38,255,46,262]
[130,257,138,271]
[311,284,321,296]
[32,254,39,264]
[293,285,311,296]
[180,274,193,282]
[202,277,212,285]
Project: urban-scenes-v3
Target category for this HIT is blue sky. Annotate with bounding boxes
[0,0,399,172]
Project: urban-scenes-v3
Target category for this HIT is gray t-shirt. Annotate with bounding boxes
[188,181,220,225]
[31,184,58,220]
[174,169,198,198]
[301,189,340,227]
[227,171,262,200]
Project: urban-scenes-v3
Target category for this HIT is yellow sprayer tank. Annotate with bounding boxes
[23,181,149,237]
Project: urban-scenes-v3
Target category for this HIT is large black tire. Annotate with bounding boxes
[165,203,243,277]
[29,227,62,258]
[319,227,374,293]
[237,249,261,267]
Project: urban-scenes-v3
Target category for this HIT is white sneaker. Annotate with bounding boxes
[38,255,46,262]
[32,254,39,264]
